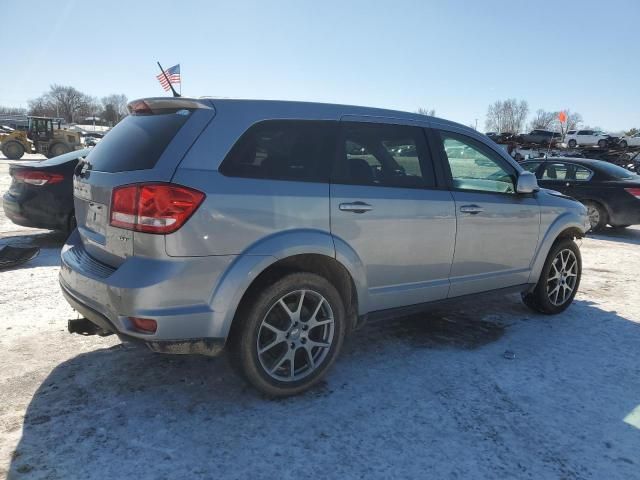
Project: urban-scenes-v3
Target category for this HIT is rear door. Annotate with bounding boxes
[431,128,540,297]
[73,99,216,266]
[330,121,456,311]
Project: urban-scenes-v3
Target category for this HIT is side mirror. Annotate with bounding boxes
[516,171,539,194]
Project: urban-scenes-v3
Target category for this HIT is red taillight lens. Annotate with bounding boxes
[625,187,640,199]
[130,317,157,334]
[110,183,205,234]
[14,170,64,186]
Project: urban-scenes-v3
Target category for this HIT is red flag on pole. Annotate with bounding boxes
[558,111,567,123]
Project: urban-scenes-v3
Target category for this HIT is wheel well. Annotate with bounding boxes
[581,198,610,219]
[234,254,359,331]
[556,226,585,241]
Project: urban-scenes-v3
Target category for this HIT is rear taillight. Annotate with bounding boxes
[14,171,64,186]
[625,188,640,199]
[110,183,205,234]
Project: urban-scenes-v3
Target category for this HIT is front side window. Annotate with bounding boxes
[438,131,516,194]
[220,120,337,182]
[336,122,435,188]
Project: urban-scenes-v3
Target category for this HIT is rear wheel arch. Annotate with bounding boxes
[229,254,359,342]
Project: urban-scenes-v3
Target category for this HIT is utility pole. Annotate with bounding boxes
[474,119,478,131]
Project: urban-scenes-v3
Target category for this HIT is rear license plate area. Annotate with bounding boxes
[85,202,107,235]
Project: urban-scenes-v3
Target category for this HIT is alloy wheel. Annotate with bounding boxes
[586,205,600,230]
[257,290,335,382]
[546,249,578,306]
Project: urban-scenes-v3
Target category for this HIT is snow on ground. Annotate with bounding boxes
[0,158,639,479]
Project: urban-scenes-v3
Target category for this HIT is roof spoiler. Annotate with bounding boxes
[127,98,213,115]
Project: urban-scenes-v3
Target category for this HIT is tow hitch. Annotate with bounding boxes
[67,318,112,336]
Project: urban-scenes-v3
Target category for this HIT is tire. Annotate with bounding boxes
[568,139,577,148]
[522,238,582,314]
[598,139,607,149]
[1,141,25,160]
[611,224,630,229]
[619,140,628,149]
[48,143,70,158]
[230,272,346,397]
[582,200,608,232]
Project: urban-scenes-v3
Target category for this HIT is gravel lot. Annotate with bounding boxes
[0,155,639,479]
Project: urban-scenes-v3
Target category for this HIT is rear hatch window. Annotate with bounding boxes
[86,113,190,172]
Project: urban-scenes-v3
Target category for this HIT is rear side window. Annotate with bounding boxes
[573,166,593,181]
[220,120,337,182]
[87,113,190,172]
[542,163,569,180]
[335,122,435,188]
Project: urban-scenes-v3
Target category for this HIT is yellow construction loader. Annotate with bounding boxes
[0,117,82,159]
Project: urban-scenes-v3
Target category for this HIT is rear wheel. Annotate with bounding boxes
[522,238,581,314]
[582,200,608,232]
[567,139,577,148]
[597,139,607,149]
[48,143,70,158]
[619,140,628,148]
[230,272,346,397]
[1,141,25,160]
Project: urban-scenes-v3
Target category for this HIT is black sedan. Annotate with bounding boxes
[2,148,90,233]
[521,157,640,231]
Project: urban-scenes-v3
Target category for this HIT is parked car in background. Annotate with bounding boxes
[487,132,516,144]
[2,148,91,233]
[619,133,640,149]
[521,157,640,231]
[60,97,588,397]
[519,129,562,146]
[564,130,613,149]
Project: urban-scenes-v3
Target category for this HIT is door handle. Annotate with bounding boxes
[339,201,373,213]
[459,204,484,214]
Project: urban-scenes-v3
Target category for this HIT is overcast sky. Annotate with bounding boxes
[3,0,638,131]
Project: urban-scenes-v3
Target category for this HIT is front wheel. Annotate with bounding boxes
[522,238,582,314]
[230,272,346,397]
[567,139,577,148]
[619,140,628,149]
[598,139,608,149]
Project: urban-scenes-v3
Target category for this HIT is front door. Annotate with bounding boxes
[433,129,541,297]
[330,121,456,312]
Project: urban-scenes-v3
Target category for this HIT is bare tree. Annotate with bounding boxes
[28,85,92,123]
[529,109,557,130]
[415,107,435,116]
[485,99,529,133]
[101,94,128,125]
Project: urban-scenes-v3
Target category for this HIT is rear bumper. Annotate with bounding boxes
[58,229,236,354]
[3,192,68,230]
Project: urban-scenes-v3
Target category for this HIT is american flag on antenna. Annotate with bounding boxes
[156,64,181,92]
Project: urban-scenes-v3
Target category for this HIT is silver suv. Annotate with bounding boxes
[60,97,589,396]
